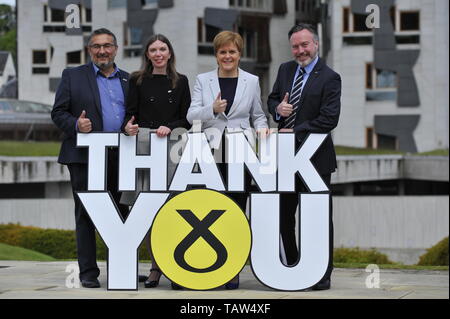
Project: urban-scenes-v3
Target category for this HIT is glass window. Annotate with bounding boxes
[353,13,370,32]
[51,8,65,22]
[108,0,127,9]
[85,8,92,23]
[400,11,420,31]
[377,134,397,150]
[376,70,396,88]
[343,7,350,33]
[130,28,143,45]
[33,50,47,64]
[67,51,82,65]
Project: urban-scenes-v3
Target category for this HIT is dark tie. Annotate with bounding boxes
[283,67,306,129]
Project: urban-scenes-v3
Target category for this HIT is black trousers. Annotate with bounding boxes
[279,173,334,282]
[67,148,129,280]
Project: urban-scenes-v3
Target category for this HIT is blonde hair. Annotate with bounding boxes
[213,31,244,55]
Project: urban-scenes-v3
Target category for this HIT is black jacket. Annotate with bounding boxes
[268,58,341,174]
[51,63,129,164]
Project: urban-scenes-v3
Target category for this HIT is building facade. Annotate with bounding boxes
[0,51,16,90]
[17,0,449,152]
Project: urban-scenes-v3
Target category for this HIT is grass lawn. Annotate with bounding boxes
[0,243,56,261]
[0,141,60,157]
[1,140,447,157]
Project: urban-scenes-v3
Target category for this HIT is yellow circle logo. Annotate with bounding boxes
[150,189,251,290]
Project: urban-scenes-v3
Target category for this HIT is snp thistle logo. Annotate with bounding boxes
[151,189,251,290]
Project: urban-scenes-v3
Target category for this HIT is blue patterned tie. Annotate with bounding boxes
[283,67,306,129]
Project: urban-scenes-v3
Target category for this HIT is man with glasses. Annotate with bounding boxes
[52,28,130,288]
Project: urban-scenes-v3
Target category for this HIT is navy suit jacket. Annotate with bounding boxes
[51,63,129,164]
[268,58,341,174]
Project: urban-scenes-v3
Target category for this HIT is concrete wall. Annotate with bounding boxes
[2,155,447,187]
[333,196,449,264]
[1,196,448,264]
[0,52,16,88]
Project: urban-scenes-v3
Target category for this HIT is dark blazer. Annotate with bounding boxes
[268,58,341,174]
[122,73,191,131]
[51,63,129,164]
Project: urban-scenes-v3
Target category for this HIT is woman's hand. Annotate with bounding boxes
[125,116,139,136]
[256,127,271,137]
[156,126,172,137]
[213,92,227,114]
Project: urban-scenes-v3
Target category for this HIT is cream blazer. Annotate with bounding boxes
[187,68,268,149]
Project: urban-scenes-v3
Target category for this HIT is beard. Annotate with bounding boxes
[296,50,318,67]
[93,54,115,70]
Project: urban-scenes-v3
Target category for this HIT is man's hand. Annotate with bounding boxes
[156,126,171,137]
[276,92,293,117]
[213,92,227,114]
[77,110,92,133]
[279,128,293,133]
[125,116,139,136]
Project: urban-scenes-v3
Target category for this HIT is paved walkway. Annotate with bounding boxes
[0,261,447,299]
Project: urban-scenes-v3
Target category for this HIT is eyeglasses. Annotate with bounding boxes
[89,43,117,52]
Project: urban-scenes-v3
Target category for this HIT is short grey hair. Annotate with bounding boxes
[288,23,319,42]
[87,28,118,47]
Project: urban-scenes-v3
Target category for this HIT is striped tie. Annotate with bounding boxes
[283,67,306,129]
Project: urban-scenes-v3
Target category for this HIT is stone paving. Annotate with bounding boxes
[0,261,448,299]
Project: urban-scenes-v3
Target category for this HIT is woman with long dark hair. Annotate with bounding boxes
[122,34,191,290]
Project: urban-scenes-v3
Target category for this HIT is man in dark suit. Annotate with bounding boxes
[268,24,341,290]
[52,28,130,288]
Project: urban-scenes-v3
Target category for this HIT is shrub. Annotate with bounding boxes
[334,247,393,264]
[417,237,449,266]
[0,224,151,260]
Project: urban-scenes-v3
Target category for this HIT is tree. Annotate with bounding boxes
[0,4,15,34]
[0,4,16,66]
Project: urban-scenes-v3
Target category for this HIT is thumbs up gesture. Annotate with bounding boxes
[213,92,227,114]
[276,92,293,117]
[125,116,139,136]
[77,110,92,133]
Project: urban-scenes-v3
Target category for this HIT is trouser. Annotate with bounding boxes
[67,148,129,280]
[279,173,334,281]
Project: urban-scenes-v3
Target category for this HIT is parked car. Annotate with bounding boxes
[0,99,61,141]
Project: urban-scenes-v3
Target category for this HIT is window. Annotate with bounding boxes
[123,23,143,58]
[377,134,397,150]
[108,0,127,9]
[32,50,49,74]
[85,8,92,23]
[366,127,374,149]
[343,7,350,33]
[229,0,270,11]
[67,51,82,65]
[238,27,257,59]
[365,63,397,101]
[43,4,48,22]
[353,13,371,32]
[141,0,158,8]
[365,63,397,89]
[342,6,396,33]
[130,28,143,45]
[33,50,47,64]
[197,17,219,56]
[376,70,396,88]
[51,8,65,22]
[365,63,372,89]
[400,11,419,31]
[32,67,50,75]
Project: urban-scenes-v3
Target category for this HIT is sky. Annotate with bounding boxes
[0,0,15,6]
